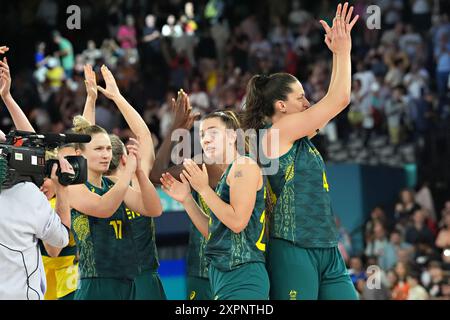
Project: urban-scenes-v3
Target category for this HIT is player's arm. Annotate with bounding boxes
[68,163,135,218]
[183,158,262,234]
[121,139,162,217]
[160,171,209,237]
[0,57,35,132]
[82,64,97,125]
[97,65,155,175]
[276,3,358,144]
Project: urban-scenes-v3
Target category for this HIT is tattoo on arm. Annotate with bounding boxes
[234,170,243,178]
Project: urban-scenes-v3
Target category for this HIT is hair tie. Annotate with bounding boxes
[256,74,270,88]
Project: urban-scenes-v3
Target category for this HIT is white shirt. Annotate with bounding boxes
[0,182,69,300]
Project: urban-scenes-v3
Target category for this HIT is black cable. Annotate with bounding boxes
[0,242,41,300]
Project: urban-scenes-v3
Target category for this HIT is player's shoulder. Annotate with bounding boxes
[229,156,261,178]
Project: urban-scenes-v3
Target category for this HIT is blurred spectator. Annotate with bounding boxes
[52,31,74,79]
[348,79,364,133]
[407,271,428,300]
[399,24,423,61]
[395,189,421,226]
[81,40,102,66]
[336,216,353,262]
[348,256,367,288]
[353,61,376,96]
[365,220,389,264]
[189,78,210,115]
[391,261,410,300]
[423,261,447,299]
[381,22,404,46]
[379,229,414,271]
[436,210,450,269]
[288,0,312,30]
[143,14,161,57]
[157,89,177,139]
[117,15,138,64]
[403,62,429,100]
[45,57,65,90]
[411,0,431,31]
[415,181,437,222]
[365,206,388,242]
[211,18,230,69]
[162,15,183,38]
[100,39,124,69]
[384,85,406,146]
[34,42,48,83]
[359,82,379,147]
[405,209,435,248]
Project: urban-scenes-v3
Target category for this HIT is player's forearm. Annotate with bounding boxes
[54,191,71,229]
[328,53,337,92]
[182,196,209,238]
[135,169,162,216]
[149,127,177,184]
[82,96,96,125]
[43,242,63,257]
[112,94,155,171]
[90,171,133,217]
[199,187,243,233]
[2,93,35,132]
[320,52,351,117]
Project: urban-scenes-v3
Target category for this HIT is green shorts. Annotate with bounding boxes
[134,270,167,300]
[209,262,269,300]
[267,238,358,300]
[186,276,212,300]
[58,291,76,300]
[75,278,136,300]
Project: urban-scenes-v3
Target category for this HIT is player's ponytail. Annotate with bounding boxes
[242,73,299,131]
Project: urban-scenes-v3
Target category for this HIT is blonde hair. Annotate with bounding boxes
[45,148,58,161]
[107,134,126,175]
[72,115,108,150]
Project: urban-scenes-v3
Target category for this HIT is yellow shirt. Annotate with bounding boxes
[43,198,78,299]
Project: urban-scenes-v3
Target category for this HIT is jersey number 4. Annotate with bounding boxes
[256,211,266,252]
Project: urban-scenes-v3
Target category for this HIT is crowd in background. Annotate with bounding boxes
[0,0,449,300]
[338,184,450,299]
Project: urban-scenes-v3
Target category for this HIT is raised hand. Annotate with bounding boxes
[319,2,359,53]
[97,64,121,100]
[171,89,200,130]
[0,46,9,55]
[51,155,75,189]
[182,159,209,194]
[84,64,97,100]
[0,57,11,98]
[126,137,142,173]
[160,172,191,203]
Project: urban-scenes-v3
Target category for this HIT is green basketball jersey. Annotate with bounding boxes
[71,177,139,279]
[125,208,159,273]
[186,192,210,279]
[265,137,338,248]
[205,158,267,271]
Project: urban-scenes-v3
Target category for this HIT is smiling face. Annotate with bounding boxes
[199,117,236,164]
[78,133,112,174]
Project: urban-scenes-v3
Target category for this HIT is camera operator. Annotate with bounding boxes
[0,143,74,299]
